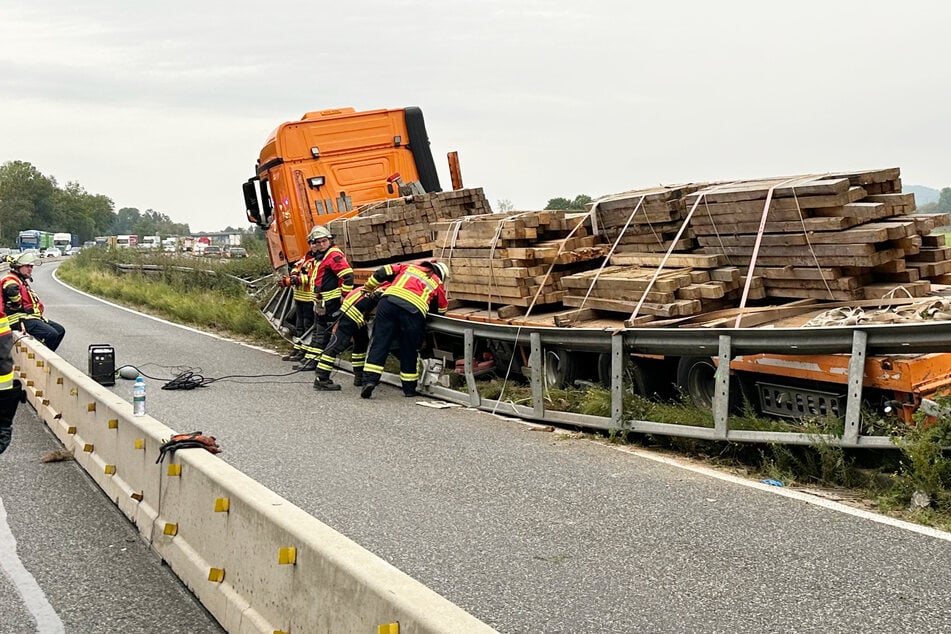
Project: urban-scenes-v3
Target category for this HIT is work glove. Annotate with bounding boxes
[277,276,291,288]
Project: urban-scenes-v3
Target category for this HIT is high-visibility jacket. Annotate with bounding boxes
[0,305,12,391]
[340,284,388,328]
[1,272,45,326]
[290,253,317,303]
[310,246,353,308]
[364,263,448,316]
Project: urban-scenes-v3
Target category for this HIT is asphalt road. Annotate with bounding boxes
[7,260,951,633]
[0,379,224,632]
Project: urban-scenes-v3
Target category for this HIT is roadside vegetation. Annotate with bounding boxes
[56,247,286,349]
[57,249,951,531]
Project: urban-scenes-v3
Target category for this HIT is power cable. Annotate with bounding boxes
[114,363,314,390]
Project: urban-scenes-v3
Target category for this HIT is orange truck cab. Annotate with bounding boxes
[243,107,443,270]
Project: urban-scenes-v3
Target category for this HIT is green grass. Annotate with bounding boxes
[57,249,286,348]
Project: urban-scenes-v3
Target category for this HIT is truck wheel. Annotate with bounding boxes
[543,347,576,388]
[597,353,651,396]
[404,107,442,193]
[676,356,718,409]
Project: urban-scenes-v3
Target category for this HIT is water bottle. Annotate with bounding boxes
[132,377,146,416]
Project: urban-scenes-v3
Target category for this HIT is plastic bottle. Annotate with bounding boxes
[132,377,146,416]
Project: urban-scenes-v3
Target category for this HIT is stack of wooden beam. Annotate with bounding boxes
[560,253,764,322]
[686,168,950,301]
[328,188,492,264]
[591,184,706,253]
[430,210,603,307]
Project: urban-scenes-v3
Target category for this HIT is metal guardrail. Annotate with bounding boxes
[423,316,951,449]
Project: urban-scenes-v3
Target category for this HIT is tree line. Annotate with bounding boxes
[0,160,191,247]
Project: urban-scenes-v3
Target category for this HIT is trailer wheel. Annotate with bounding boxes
[543,347,576,388]
[597,353,650,396]
[676,356,719,409]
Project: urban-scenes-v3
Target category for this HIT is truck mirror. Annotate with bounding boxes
[243,180,262,226]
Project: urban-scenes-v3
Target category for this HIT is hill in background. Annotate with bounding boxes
[906,184,940,204]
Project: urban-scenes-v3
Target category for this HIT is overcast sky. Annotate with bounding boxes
[2,1,949,232]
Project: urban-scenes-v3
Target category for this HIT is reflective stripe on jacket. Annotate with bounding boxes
[291,254,316,303]
[311,246,354,306]
[367,263,448,316]
[1,272,44,324]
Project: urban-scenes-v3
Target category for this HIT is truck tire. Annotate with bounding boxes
[404,107,442,193]
[676,356,751,413]
[597,353,652,397]
[543,347,576,388]
[676,356,719,409]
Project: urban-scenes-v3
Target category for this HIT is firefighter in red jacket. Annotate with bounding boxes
[278,232,319,361]
[1,252,66,351]
[312,283,387,391]
[0,296,25,455]
[360,259,449,398]
[296,226,353,371]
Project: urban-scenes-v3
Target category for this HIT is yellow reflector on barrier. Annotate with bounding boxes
[108,419,118,429]
[27,352,34,359]
[278,547,297,565]
[379,623,400,634]
[214,498,230,513]
[104,465,116,475]
[208,568,225,583]
[87,403,96,412]
[164,523,178,536]
[66,426,76,434]
[35,390,43,397]
[131,491,143,501]
[35,359,43,367]
[167,464,182,477]
[69,388,77,396]
[56,377,63,384]
[83,444,93,453]
[134,439,145,450]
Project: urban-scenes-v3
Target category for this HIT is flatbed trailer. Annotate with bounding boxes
[247,106,951,444]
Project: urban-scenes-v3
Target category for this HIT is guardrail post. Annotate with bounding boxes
[463,329,480,407]
[530,333,544,419]
[611,333,623,428]
[843,330,867,446]
[714,335,732,438]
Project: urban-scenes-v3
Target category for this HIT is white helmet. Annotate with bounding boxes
[431,260,450,281]
[307,225,333,242]
[14,252,37,267]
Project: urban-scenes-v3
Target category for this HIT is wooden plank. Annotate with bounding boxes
[687,177,851,204]
[609,253,727,268]
[562,294,703,318]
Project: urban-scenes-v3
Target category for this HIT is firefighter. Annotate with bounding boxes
[360,259,449,399]
[278,231,320,361]
[1,253,66,351]
[296,226,353,372]
[0,299,25,455]
[312,284,387,391]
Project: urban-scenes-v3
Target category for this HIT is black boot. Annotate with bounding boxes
[282,349,304,362]
[0,380,26,456]
[360,381,377,399]
[402,381,419,397]
[313,376,341,391]
[352,369,364,387]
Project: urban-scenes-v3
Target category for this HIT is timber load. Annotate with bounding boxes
[336,168,951,327]
[329,188,493,264]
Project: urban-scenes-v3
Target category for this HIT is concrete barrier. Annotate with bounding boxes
[13,336,495,634]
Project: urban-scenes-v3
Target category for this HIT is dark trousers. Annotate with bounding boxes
[24,318,66,352]
[363,298,425,392]
[0,380,25,455]
[316,317,369,379]
[292,300,314,351]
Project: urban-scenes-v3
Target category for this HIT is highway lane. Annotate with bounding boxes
[0,383,224,633]
[23,260,951,633]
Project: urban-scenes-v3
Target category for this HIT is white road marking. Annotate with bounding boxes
[613,444,951,542]
[0,497,66,633]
